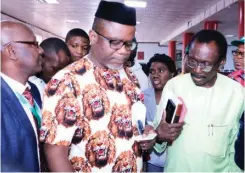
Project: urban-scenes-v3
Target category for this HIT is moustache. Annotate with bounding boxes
[191,73,206,79]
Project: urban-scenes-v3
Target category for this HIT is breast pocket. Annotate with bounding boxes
[182,122,230,159]
[203,124,230,158]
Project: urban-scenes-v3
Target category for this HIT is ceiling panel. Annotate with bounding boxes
[172,2,239,44]
[1,0,237,43]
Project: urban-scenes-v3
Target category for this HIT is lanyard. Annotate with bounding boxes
[15,92,42,128]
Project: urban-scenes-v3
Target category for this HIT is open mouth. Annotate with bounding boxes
[64,108,77,125]
[121,164,132,173]
[94,146,107,160]
[91,99,103,112]
[93,100,102,108]
[67,110,76,120]
[124,119,132,131]
[51,79,59,85]
[235,63,243,69]
[75,128,83,137]
[153,79,160,85]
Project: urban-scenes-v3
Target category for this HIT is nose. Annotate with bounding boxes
[76,46,82,54]
[118,45,131,57]
[152,72,160,78]
[194,64,202,73]
[238,54,243,58]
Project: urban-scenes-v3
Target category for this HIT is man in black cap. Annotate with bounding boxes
[41,1,155,172]
[228,36,244,86]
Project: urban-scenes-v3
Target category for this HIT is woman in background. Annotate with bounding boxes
[143,53,177,172]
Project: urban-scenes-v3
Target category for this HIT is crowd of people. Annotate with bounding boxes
[1,0,244,172]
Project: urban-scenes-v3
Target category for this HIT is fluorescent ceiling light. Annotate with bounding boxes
[137,21,141,24]
[124,0,147,8]
[38,0,59,4]
[225,34,234,37]
[65,20,80,23]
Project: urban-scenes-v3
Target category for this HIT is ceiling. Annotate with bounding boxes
[1,0,240,43]
[173,1,240,44]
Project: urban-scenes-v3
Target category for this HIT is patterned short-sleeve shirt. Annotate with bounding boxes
[228,70,244,87]
[40,57,144,172]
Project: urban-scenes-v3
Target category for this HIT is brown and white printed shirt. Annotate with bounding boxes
[40,56,145,172]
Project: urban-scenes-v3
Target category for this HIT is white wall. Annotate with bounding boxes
[136,42,235,71]
[136,43,182,64]
[136,43,167,63]
[224,46,235,71]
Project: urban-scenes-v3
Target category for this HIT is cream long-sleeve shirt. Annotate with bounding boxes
[157,73,244,172]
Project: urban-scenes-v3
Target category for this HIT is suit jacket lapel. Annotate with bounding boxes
[1,78,37,143]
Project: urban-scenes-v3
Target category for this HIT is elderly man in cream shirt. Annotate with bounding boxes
[156,30,244,172]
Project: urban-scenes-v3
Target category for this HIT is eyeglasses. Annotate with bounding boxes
[93,30,137,51]
[185,55,215,72]
[3,41,39,49]
[232,50,244,58]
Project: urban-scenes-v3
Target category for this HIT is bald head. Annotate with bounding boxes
[1,21,35,49]
[1,21,43,85]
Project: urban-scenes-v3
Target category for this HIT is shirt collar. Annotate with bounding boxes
[187,73,219,89]
[0,72,31,94]
[29,76,38,81]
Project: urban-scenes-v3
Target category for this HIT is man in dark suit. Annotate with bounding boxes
[1,21,43,172]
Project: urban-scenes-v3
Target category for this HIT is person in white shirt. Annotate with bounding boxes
[29,37,71,99]
[29,75,46,97]
[1,21,43,171]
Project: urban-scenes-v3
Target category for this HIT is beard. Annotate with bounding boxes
[87,54,124,70]
[106,64,124,70]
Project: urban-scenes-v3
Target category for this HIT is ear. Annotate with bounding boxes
[5,44,18,61]
[89,30,98,45]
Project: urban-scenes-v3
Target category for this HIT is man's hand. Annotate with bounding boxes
[139,125,156,151]
[44,144,74,172]
[156,110,184,143]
